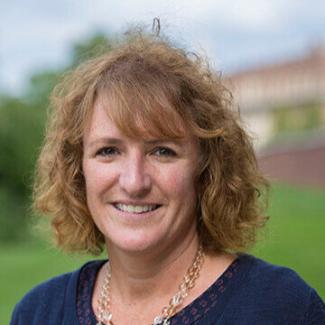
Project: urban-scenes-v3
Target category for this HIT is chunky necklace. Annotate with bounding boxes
[96,244,205,325]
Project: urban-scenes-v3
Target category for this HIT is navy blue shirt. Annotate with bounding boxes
[11,254,325,324]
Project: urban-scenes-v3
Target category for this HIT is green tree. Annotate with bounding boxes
[70,32,114,66]
[0,32,114,242]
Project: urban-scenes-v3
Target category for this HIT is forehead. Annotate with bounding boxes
[84,91,190,141]
[83,97,200,155]
[84,98,131,141]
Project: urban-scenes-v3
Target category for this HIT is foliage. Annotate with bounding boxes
[273,102,322,134]
[0,95,45,241]
[70,32,114,66]
[0,32,113,242]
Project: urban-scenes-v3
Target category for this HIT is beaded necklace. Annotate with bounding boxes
[96,244,205,325]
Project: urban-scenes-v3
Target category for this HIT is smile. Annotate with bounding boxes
[114,203,160,214]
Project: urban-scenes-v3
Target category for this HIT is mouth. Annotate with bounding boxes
[113,203,161,214]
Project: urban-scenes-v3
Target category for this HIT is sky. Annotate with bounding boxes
[1,0,324,95]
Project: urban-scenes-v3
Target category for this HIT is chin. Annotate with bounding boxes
[105,228,166,255]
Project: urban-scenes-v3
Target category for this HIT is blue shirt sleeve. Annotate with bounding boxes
[303,289,325,324]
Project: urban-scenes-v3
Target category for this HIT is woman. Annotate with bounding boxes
[11,30,325,324]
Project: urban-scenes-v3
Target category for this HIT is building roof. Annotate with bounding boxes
[226,45,325,113]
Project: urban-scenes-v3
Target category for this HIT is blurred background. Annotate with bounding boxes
[1,0,324,323]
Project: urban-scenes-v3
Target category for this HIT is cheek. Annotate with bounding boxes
[83,161,115,199]
[160,164,197,199]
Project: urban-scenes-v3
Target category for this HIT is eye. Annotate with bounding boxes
[152,146,177,157]
[96,146,119,157]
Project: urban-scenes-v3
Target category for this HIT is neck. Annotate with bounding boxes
[93,230,237,324]
[106,231,200,302]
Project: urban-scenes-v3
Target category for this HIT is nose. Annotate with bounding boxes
[119,152,152,197]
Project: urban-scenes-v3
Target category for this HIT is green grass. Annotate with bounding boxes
[0,241,94,324]
[1,183,325,324]
[253,183,325,298]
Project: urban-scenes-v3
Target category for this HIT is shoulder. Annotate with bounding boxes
[10,260,105,325]
[225,254,325,323]
[242,254,317,299]
[10,272,74,325]
[243,254,310,290]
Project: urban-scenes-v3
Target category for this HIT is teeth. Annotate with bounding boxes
[115,203,158,213]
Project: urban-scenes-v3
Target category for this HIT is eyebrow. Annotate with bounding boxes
[86,137,184,149]
[144,139,183,146]
[86,137,123,149]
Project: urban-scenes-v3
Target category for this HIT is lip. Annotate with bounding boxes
[114,203,160,213]
[110,203,162,222]
[112,201,162,206]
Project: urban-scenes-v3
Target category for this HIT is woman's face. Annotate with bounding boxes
[82,98,200,254]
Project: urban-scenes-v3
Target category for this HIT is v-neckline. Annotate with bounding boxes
[76,254,251,324]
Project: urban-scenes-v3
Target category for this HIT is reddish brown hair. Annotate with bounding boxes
[34,31,268,254]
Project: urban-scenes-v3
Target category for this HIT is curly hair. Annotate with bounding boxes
[34,31,269,255]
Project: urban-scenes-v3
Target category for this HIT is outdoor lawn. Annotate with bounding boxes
[1,183,324,324]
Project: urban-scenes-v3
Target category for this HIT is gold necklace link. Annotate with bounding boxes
[163,245,204,320]
[96,244,205,325]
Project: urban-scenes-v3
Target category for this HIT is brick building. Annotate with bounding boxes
[226,45,325,187]
[226,45,325,148]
